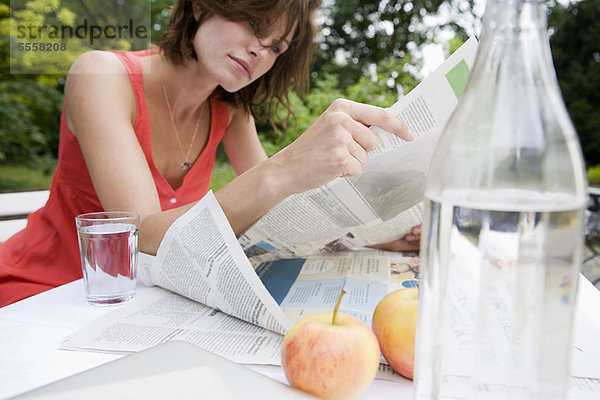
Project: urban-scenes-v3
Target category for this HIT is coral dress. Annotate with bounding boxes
[0,50,229,307]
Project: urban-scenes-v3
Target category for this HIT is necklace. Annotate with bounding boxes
[159,56,202,170]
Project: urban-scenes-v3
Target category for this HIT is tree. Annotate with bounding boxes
[0,0,157,165]
[150,0,174,44]
[549,0,600,166]
[0,0,63,166]
[6,0,151,75]
[313,0,476,88]
[255,55,419,157]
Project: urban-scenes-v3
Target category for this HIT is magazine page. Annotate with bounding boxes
[239,37,479,259]
[142,191,293,335]
[254,250,391,325]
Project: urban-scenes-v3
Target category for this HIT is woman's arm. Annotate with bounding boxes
[67,54,410,255]
[219,103,419,250]
[221,110,267,175]
[64,51,179,254]
[215,99,412,236]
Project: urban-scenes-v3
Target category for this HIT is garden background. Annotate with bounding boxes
[0,0,598,192]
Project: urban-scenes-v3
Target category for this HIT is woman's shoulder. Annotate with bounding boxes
[67,50,126,75]
[223,103,253,127]
[65,50,135,105]
[224,103,238,126]
[64,51,138,134]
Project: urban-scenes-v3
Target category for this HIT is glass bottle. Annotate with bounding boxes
[413,0,588,399]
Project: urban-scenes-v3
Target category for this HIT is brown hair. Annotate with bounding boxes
[159,0,321,124]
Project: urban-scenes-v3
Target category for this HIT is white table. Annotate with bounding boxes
[1,277,599,399]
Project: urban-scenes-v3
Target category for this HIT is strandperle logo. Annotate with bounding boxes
[15,19,148,46]
[9,0,151,74]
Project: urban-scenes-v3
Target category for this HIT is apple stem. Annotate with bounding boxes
[332,289,346,325]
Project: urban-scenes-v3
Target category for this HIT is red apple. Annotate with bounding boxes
[371,287,419,380]
[281,290,380,400]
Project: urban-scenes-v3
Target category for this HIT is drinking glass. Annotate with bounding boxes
[75,211,140,306]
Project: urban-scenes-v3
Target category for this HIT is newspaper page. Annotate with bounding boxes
[61,286,284,365]
[239,37,479,260]
[61,249,412,367]
[61,195,409,366]
[255,250,391,325]
[62,191,292,364]
[141,191,293,335]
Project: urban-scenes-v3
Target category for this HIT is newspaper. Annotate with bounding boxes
[63,192,414,367]
[238,37,478,261]
[62,39,477,367]
[137,191,292,336]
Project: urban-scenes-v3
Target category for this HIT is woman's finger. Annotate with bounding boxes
[345,117,381,152]
[346,134,369,166]
[369,237,420,252]
[329,99,413,141]
[340,154,364,177]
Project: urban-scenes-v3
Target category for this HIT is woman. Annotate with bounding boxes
[0,0,419,307]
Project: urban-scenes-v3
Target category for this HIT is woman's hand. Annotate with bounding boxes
[369,225,422,252]
[217,99,412,237]
[270,98,412,195]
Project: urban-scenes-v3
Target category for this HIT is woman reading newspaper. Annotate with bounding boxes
[0,0,420,307]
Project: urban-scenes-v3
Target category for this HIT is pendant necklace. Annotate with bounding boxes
[159,56,202,170]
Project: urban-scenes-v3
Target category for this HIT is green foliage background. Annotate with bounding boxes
[549,0,600,167]
[0,0,598,192]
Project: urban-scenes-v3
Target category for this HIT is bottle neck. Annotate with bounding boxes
[424,0,586,202]
[477,0,554,69]
[470,0,559,95]
[481,0,548,33]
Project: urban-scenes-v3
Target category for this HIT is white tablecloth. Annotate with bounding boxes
[1,277,599,399]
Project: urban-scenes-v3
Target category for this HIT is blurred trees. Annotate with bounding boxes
[0,80,62,169]
[549,0,600,166]
[1,0,598,176]
[0,0,63,168]
[256,56,419,155]
[313,0,476,88]
[0,0,149,168]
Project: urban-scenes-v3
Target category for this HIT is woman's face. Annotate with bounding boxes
[193,14,295,93]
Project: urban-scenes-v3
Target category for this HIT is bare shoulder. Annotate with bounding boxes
[225,103,241,126]
[65,50,130,97]
[225,104,254,129]
[67,50,126,75]
[64,51,136,136]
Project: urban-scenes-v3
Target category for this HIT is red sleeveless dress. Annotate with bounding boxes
[0,50,229,307]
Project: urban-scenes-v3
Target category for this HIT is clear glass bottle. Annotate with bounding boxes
[412,0,588,399]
